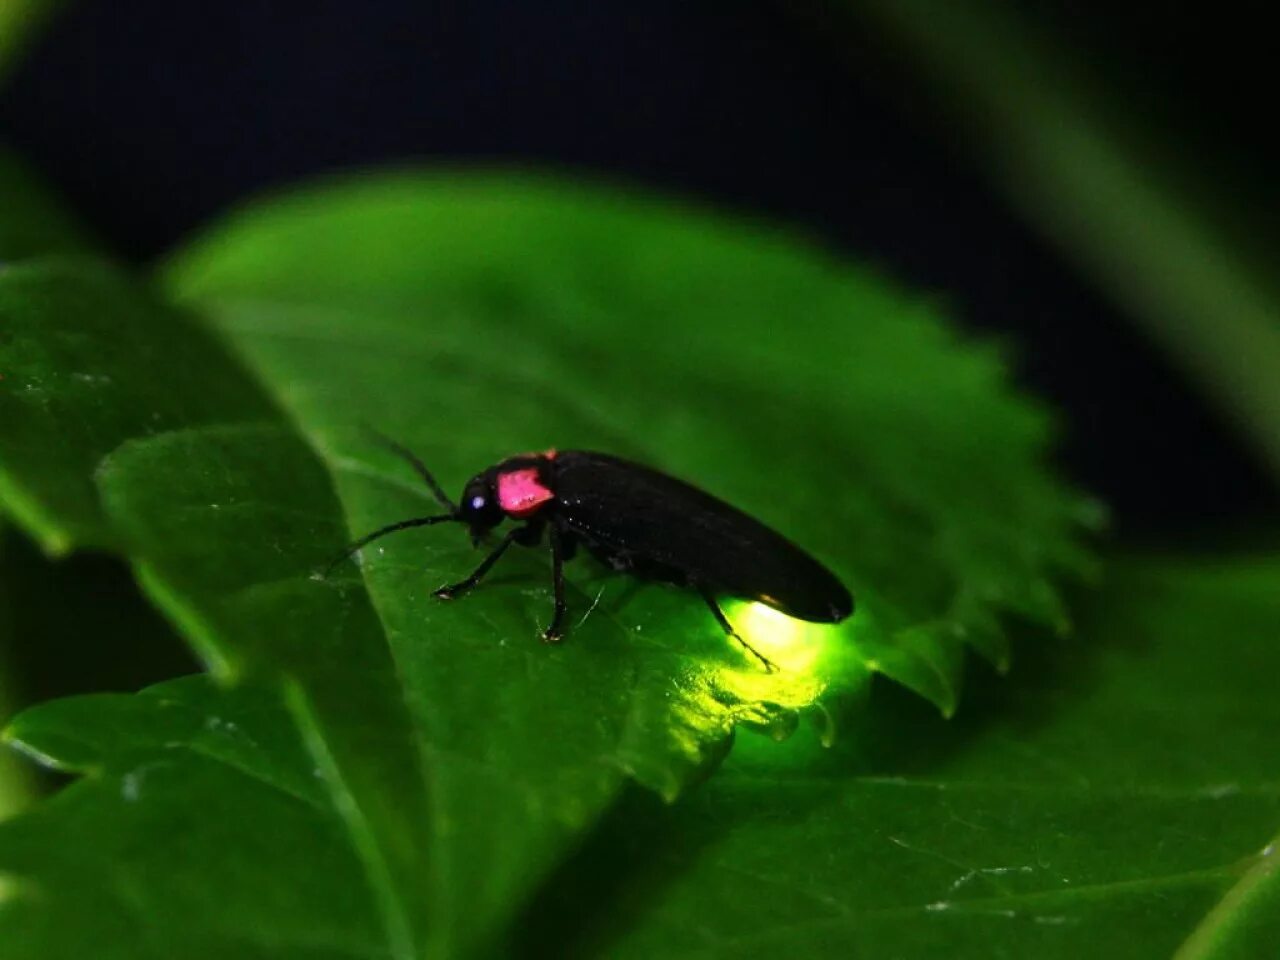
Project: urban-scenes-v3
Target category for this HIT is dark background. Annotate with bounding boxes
[2,0,1275,536]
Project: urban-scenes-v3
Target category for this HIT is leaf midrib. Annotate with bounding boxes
[1173,829,1280,960]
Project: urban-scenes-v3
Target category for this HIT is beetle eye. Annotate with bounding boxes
[470,495,486,511]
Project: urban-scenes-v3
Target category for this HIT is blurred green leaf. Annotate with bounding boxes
[849,0,1280,481]
[0,526,36,820]
[512,554,1280,959]
[1,169,1087,957]
[0,150,93,261]
[0,260,434,958]
[0,677,387,959]
[0,0,64,83]
[0,139,91,820]
[0,261,276,552]
[0,518,200,745]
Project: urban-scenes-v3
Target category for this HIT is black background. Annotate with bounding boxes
[2,0,1276,536]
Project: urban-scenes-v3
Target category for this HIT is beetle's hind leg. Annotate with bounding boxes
[696,585,778,673]
[542,524,568,643]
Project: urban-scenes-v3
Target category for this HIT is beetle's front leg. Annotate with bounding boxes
[434,526,523,600]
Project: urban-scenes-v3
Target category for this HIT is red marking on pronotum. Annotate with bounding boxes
[497,467,554,518]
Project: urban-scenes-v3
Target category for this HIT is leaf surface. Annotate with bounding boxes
[0,676,388,960]
[511,556,1280,959]
[0,528,35,819]
[5,556,1274,959]
[0,261,434,955]
[1,169,1088,957]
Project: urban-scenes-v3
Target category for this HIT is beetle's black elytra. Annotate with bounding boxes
[326,432,854,671]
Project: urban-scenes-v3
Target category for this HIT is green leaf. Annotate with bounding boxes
[510,554,1280,959]
[0,260,276,552]
[0,676,388,960]
[5,555,1274,958]
[0,260,434,958]
[1,169,1089,957]
[164,169,1094,707]
[0,149,93,261]
[0,0,64,83]
[0,527,37,820]
[160,169,1089,953]
[847,0,1280,479]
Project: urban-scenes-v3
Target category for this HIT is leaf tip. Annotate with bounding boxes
[3,733,65,773]
[813,702,838,748]
[38,528,74,558]
[1076,495,1110,530]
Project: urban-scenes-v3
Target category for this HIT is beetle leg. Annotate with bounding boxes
[696,584,778,673]
[433,526,520,600]
[542,524,568,643]
[361,425,456,513]
[512,521,544,547]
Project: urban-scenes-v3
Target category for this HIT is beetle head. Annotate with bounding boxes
[458,470,504,543]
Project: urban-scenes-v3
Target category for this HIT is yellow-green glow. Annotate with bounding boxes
[733,601,828,672]
[711,600,847,716]
[644,600,865,778]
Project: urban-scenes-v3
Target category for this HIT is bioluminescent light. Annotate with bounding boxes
[732,600,829,674]
[710,599,851,713]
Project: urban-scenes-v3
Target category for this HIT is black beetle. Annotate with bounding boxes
[327,433,853,670]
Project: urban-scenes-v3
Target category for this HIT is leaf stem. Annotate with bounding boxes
[851,0,1280,481]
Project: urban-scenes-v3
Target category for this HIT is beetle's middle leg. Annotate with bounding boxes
[433,524,531,600]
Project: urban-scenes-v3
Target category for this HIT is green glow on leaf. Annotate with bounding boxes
[733,600,831,676]
[716,601,841,715]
